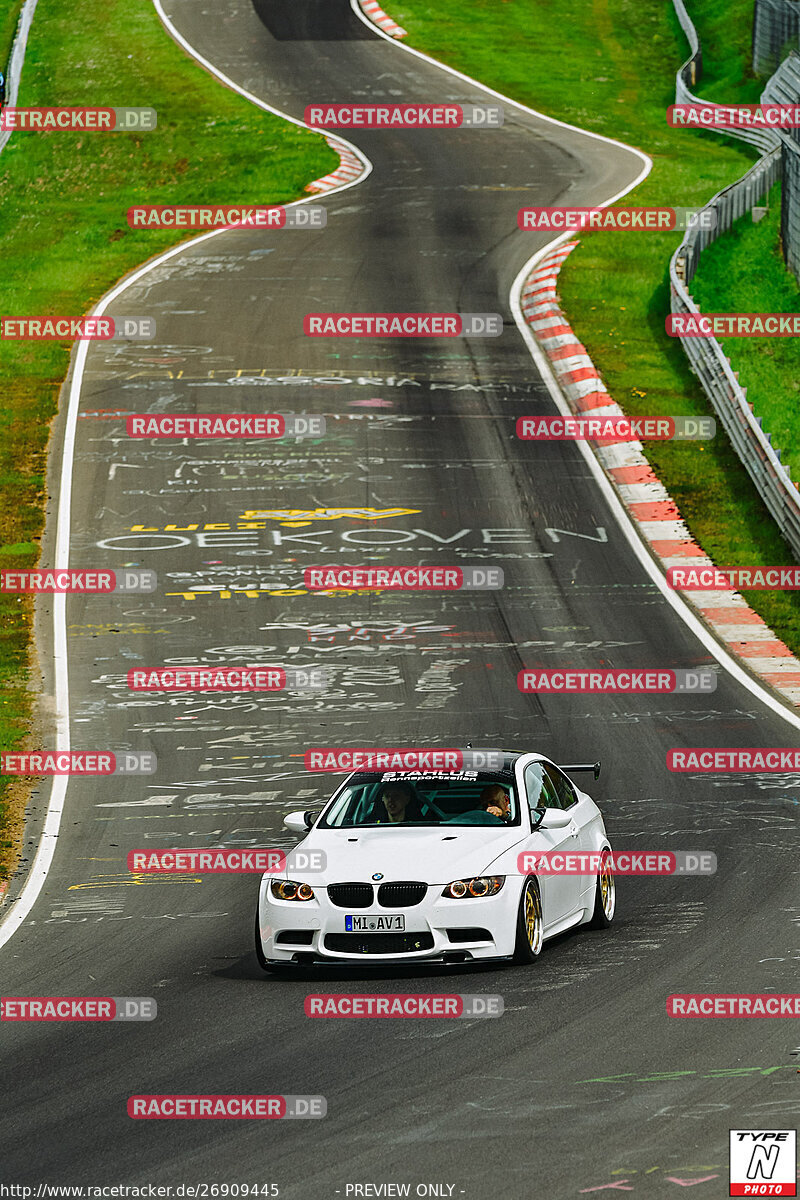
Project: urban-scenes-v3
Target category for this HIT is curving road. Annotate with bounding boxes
[1,2,799,1196]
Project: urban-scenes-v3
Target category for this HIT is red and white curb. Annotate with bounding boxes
[357,0,407,38]
[521,241,800,707]
[306,136,367,193]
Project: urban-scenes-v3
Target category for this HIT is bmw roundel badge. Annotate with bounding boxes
[372,873,384,881]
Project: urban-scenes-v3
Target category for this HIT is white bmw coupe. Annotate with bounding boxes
[255,751,615,970]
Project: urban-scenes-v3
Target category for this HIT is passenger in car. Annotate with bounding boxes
[480,784,511,821]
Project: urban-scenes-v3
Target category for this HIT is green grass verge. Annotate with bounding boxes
[689,0,763,101]
[691,181,800,484]
[1,2,24,78]
[0,0,337,882]
[391,0,800,650]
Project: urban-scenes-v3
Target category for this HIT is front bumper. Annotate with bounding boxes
[258,877,521,963]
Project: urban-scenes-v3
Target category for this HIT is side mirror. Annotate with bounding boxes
[536,808,572,830]
[284,811,310,834]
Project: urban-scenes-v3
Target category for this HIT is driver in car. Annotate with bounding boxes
[377,782,424,823]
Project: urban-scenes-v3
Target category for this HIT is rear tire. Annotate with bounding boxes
[513,878,544,963]
[589,848,615,928]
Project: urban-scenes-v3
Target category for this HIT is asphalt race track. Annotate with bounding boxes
[1,1,799,1196]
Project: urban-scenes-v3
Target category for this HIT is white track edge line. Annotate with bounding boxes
[0,0,376,952]
[348,0,652,181]
[5,0,796,953]
[0,0,40,156]
[353,0,800,730]
[509,241,800,732]
[154,0,373,188]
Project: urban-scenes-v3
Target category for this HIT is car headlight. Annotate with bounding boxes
[442,876,504,899]
[270,879,315,902]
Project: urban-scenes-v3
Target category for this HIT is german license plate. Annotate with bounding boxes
[345,914,405,932]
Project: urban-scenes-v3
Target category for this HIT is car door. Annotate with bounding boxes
[545,763,596,914]
[523,761,580,928]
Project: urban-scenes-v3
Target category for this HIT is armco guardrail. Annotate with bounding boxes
[672,150,782,282]
[753,0,800,76]
[674,0,778,152]
[669,153,800,560]
[673,0,702,89]
[761,51,800,278]
[669,1,800,560]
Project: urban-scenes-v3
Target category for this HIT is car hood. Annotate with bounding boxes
[287,825,525,885]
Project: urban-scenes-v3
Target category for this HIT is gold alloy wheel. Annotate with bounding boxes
[599,852,615,920]
[524,882,543,954]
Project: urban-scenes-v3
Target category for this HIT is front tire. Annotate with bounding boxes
[513,878,544,963]
[589,848,615,928]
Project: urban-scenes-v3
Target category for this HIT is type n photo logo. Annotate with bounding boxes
[729,1130,797,1196]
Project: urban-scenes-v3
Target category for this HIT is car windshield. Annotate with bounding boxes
[318,773,520,828]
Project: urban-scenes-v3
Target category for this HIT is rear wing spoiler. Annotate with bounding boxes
[560,761,601,780]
